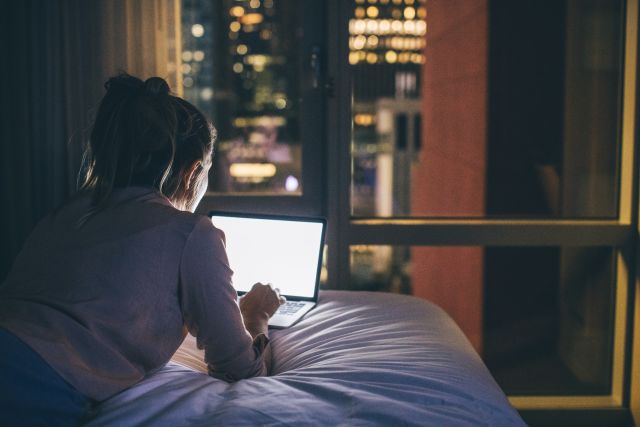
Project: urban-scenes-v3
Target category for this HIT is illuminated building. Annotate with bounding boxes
[181,0,215,119]
[182,0,301,193]
[350,0,427,217]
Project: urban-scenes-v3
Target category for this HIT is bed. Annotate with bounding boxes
[85,291,526,426]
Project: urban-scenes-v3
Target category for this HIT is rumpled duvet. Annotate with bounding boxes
[85,291,526,426]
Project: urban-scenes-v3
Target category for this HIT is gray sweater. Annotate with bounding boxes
[0,187,267,400]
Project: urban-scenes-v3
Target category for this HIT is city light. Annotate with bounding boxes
[348,18,427,36]
[354,113,376,126]
[236,44,248,55]
[385,50,397,63]
[352,35,366,50]
[241,13,264,25]
[229,163,277,179]
[233,116,287,128]
[181,50,193,62]
[404,7,415,19]
[191,24,204,38]
[275,97,287,109]
[193,50,205,61]
[352,19,366,33]
[403,20,415,33]
[285,176,299,192]
[246,54,268,67]
[200,87,214,101]
[230,6,244,17]
[260,29,272,40]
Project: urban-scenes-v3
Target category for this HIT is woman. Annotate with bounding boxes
[0,74,284,425]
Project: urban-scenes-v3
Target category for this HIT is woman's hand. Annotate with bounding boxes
[239,283,286,338]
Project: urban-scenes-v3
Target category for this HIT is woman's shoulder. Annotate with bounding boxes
[128,194,223,244]
[45,188,202,237]
[184,214,225,243]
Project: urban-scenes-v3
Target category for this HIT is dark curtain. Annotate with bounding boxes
[0,1,106,281]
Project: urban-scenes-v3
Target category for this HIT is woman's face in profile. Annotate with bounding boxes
[188,157,212,213]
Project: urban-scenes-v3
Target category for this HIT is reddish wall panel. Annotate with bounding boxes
[411,1,488,351]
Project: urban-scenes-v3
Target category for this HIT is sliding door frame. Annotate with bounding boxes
[325,0,639,413]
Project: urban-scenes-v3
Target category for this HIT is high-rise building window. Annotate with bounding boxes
[182,0,303,195]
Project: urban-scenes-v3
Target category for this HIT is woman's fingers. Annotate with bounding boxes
[273,287,286,305]
[244,282,283,315]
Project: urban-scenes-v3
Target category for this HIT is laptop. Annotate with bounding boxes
[209,211,326,328]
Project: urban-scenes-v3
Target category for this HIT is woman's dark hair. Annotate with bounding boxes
[79,73,215,212]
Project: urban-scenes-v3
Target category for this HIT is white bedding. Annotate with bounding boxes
[85,291,526,426]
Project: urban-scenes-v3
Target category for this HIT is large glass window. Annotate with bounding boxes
[178,0,639,416]
[350,0,625,218]
[350,244,615,395]
[182,0,304,195]
[341,0,636,411]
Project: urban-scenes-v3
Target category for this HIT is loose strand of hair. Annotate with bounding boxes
[76,96,131,227]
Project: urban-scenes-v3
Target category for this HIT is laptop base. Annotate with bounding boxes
[269,301,316,329]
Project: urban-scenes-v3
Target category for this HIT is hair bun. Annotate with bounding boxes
[105,73,144,94]
[144,77,170,96]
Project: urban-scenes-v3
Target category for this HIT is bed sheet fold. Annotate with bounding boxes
[86,291,526,426]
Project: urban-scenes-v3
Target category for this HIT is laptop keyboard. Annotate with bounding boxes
[277,301,306,316]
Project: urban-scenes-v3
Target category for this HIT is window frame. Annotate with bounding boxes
[180,0,639,414]
[192,0,326,217]
[325,0,639,411]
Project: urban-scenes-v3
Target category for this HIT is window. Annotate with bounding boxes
[351,244,617,396]
[350,0,623,219]
[181,0,325,215]
[328,0,638,413]
[181,0,640,418]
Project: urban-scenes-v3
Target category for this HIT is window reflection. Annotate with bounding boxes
[350,244,615,396]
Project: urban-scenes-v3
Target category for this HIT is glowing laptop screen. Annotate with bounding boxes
[210,215,324,298]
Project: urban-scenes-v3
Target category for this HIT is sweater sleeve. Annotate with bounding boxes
[179,216,268,381]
